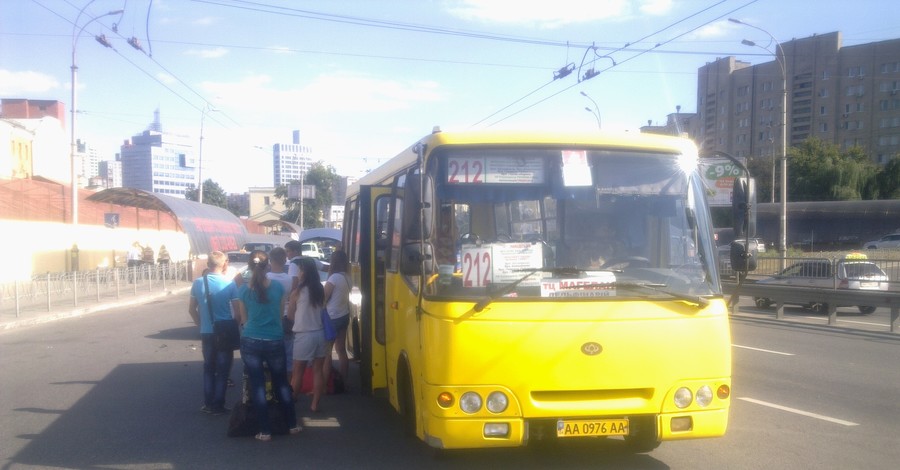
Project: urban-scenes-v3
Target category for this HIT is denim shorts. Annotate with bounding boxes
[293,330,328,362]
[330,314,350,332]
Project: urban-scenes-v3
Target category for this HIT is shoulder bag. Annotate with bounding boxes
[205,273,240,351]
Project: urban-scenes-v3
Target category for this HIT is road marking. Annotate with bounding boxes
[738,397,859,426]
[733,344,794,356]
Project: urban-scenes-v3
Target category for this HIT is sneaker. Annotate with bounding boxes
[200,405,214,414]
[209,406,231,416]
[255,433,272,442]
[289,425,302,435]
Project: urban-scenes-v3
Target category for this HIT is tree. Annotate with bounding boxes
[787,138,878,201]
[875,155,900,199]
[184,179,228,208]
[275,162,342,228]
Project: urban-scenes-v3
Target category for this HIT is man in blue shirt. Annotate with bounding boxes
[189,251,240,415]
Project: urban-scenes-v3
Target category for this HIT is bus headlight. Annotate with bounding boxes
[674,387,693,408]
[459,392,482,413]
[696,385,713,407]
[486,392,508,413]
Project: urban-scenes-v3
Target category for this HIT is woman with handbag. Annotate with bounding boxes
[188,251,240,415]
[236,250,300,441]
[287,258,327,411]
[323,250,352,389]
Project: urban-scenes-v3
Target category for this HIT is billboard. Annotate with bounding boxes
[699,157,747,207]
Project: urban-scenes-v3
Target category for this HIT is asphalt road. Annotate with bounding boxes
[1,295,899,469]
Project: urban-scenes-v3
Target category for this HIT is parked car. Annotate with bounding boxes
[753,254,889,314]
[863,232,900,249]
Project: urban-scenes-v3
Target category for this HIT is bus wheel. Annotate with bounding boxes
[858,306,876,315]
[622,416,660,453]
[398,362,416,438]
[754,297,772,309]
[811,303,829,314]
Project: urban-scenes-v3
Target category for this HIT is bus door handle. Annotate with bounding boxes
[390,301,399,310]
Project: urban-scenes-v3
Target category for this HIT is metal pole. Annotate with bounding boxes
[731,18,788,269]
[70,6,124,225]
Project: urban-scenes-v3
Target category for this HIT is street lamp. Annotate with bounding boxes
[580,91,601,129]
[197,104,219,204]
[731,18,788,267]
[71,5,123,225]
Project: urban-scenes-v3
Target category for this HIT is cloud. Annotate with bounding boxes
[184,47,229,59]
[639,0,672,15]
[192,16,220,26]
[203,72,443,119]
[156,72,177,85]
[446,0,629,28]
[0,70,60,95]
[690,20,734,39]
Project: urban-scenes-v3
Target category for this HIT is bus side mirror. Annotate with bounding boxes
[730,240,757,272]
[732,177,756,239]
[402,172,434,241]
[400,242,434,276]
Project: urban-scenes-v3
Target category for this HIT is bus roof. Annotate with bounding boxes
[345,129,698,198]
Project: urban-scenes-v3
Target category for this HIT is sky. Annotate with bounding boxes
[3,0,900,193]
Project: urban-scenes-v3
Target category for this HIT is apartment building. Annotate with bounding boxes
[698,32,900,164]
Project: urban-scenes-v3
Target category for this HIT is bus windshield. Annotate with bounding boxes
[428,147,719,301]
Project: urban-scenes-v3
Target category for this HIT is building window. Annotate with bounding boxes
[819,122,828,132]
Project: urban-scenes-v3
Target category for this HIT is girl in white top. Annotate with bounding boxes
[323,250,352,388]
[287,257,327,411]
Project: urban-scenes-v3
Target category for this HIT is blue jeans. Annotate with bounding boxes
[240,337,297,434]
[201,334,233,410]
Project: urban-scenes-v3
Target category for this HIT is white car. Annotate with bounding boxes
[301,242,324,260]
[753,254,889,314]
[863,232,900,249]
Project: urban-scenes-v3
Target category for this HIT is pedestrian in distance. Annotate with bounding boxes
[284,240,303,292]
[188,251,241,415]
[266,247,294,376]
[235,250,300,441]
[288,257,327,411]
[323,250,352,389]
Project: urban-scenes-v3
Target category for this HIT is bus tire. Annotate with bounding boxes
[397,359,416,438]
[622,416,661,453]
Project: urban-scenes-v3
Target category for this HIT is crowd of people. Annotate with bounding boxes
[188,241,351,442]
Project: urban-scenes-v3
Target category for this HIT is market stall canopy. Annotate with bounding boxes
[87,188,248,256]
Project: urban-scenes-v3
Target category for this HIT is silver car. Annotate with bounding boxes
[863,232,900,250]
[753,256,889,314]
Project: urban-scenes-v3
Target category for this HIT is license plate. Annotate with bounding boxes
[859,282,876,288]
[556,418,629,437]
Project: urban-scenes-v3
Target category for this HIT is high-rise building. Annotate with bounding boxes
[98,159,122,188]
[273,130,313,187]
[698,31,900,164]
[120,130,196,198]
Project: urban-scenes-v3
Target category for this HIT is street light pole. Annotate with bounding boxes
[197,104,218,204]
[731,18,788,268]
[580,91,601,129]
[70,5,123,225]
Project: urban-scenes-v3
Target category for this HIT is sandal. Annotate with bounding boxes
[255,433,272,442]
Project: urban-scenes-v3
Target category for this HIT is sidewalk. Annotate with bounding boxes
[0,281,191,332]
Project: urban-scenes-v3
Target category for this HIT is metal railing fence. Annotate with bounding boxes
[0,261,192,319]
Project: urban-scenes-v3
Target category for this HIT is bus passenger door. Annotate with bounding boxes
[358,185,392,395]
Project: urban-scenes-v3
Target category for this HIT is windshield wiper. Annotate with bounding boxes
[472,268,542,312]
[615,282,709,308]
[471,269,709,313]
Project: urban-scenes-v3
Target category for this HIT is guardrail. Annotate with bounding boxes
[0,261,192,319]
[722,281,900,333]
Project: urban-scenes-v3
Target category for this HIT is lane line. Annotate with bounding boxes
[800,316,888,327]
[738,397,859,426]
[733,344,795,356]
